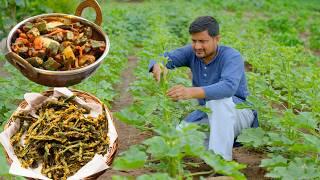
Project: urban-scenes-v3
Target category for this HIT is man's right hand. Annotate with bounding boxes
[152,63,167,82]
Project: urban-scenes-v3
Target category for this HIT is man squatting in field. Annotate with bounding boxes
[148,16,258,161]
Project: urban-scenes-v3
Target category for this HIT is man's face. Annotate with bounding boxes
[191,30,220,60]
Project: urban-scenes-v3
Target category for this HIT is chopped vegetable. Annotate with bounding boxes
[26,57,43,67]
[65,31,74,41]
[34,20,47,33]
[63,46,76,69]
[33,37,43,50]
[43,57,61,70]
[39,36,60,48]
[22,22,33,32]
[90,40,105,49]
[79,55,95,66]
[63,46,76,61]
[48,42,60,56]
[27,27,40,38]
[46,21,64,29]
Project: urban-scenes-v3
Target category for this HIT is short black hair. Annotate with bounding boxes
[189,16,219,37]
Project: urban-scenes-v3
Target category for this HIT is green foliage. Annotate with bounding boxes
[113,145,148,170]
[112,173,174,180]
[0,146,10,176]
[201,151,246,179]
[1,0,320,179]
[111,0,320,179]
[0,0,77,39]
[309,22,320,50]
[0,105,10,127]
[112,176,133,180]
[137,173,173,180]
[238,128,268,148]
[261,155,320,180]
[111,3,246,179]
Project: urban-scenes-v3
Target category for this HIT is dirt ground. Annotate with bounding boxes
[0,38,9,77]
[98,56,153,179]
[98,56,268,180]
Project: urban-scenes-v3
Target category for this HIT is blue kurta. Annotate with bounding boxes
[149,44,258,128]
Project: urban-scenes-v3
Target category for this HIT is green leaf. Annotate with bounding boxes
[302,134,320,152]
[15,0,25,7]
[0,105,10,126]
[266,158,320,180]
[289,134,320,153]
[267,132,293,146]
[112,176,134,180]
[137,173,173,180]
[115,108,145,127]
[143,136,178,158]
[113,145,147,170]
[201,151,246,180]
[237,127,269,147]
[0,146,10,176]
[179,124,207,156]
[293,112,318,130]
[260,155,288,170]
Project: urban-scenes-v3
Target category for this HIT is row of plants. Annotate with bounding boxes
[208,1,320,179]
[236,14,320,180]
[108,0,320,179]
[208,0,320,50]
[0,0,79,39]
[110,1,249,179]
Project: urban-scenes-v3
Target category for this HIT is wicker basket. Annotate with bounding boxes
[3,89,118,179]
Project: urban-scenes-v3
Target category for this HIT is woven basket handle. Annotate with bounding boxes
[75,0,102,26]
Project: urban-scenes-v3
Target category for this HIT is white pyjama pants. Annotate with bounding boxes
[179,97,254,160]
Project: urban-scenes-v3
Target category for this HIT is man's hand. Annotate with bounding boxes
[167,85,191,100]
[152,63,167,82]
[167,85,206,101]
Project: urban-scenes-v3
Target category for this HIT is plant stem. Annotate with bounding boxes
[187,169,215,177]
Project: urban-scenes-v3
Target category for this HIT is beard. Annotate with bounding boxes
[194,49,216,62]
[194,50,206,58]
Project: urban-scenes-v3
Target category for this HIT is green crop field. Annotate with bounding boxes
[0,0,319,179]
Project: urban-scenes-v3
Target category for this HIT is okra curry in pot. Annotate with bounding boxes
[5,12,110,87]
[11,17,106,71]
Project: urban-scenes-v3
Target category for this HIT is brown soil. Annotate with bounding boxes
[245,61,253,72]
[97,56,267,179]
[314,50,320,57]
[299,31,309,43]
[0,38,6,53]
[0,38,10,77]
[183,147,268,180]
[0,61,9,77]
[98,56,152,179]
[298,32,320,58]
[233,147,268,180]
